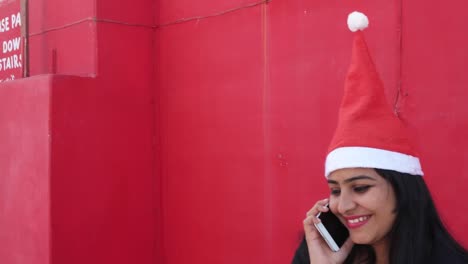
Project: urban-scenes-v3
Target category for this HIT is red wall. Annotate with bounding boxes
[0,77,51,264]
[155,0,468,263]
[1,0,157,263]
[44,0,157,261]
[402,0,468,244]
[29,0,96,75]
[0,0,467,264]
[155,3,267,262]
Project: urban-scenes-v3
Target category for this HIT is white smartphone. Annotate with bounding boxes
[313,204,349,252]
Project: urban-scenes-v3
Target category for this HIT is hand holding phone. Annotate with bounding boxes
[313,204,349,252]
[303,200,353,264]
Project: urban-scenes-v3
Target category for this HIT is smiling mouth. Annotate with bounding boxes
[346,215,370,228]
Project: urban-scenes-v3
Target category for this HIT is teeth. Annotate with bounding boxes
[348,216,368,224]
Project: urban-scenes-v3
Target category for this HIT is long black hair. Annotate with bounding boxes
[292,169,468,264]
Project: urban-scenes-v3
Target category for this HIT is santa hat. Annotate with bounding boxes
[324,11,424,177]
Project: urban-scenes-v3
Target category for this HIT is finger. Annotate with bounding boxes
[306,198,329,214]
[303,209,322,227]
[303,215,322,241]
[306,198,329,217]
[303,213,323,231]
[303,214,316,227]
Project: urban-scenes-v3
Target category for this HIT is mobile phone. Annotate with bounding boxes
[313,205,349,252]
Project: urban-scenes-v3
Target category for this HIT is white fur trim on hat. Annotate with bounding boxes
[325,147,424,177]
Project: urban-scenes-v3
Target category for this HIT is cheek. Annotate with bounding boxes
[378,186,397,215]
[382,198,397,224]
[373,189,397,230]
[328,198,339,214]
[378,210,397,238]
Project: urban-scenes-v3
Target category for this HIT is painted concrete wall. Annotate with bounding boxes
[0,0,467,263]
[0,0,156,263]
[155,0,468,263]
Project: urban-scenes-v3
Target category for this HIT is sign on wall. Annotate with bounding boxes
[0,0,22,82]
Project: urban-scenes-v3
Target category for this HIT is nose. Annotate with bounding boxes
[336,191,356,215]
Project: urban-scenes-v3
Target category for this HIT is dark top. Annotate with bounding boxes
[430,239,468,264]
[291,238,468,264]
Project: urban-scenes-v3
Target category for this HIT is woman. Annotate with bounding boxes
[293,168,468,263]
[293,12,468,263]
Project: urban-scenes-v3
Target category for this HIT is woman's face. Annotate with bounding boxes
[327,168,396,246]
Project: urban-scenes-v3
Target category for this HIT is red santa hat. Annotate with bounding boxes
[325,11,424,177]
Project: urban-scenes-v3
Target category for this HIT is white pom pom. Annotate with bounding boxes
[347,11,369,32]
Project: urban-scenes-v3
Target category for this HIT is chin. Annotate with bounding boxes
[350,233,374,245]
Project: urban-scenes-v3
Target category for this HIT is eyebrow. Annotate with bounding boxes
[327,175,377,185]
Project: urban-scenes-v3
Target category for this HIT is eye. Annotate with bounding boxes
[330,188,341,196]
[353,185,371,193]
